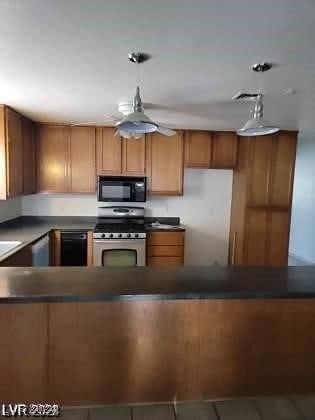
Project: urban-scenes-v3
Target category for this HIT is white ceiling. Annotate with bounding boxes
[1,0,315,132]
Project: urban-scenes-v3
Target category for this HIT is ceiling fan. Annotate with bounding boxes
[72,52,177,139]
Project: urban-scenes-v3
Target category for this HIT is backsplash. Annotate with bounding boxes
[22,169,233,265]
[0,197,22,223]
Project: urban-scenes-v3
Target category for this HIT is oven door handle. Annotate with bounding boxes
[93,239,146,244]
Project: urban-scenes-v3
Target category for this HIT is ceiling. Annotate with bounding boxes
[1,0,315,132]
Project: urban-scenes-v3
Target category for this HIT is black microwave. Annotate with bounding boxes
[97,176,147,202]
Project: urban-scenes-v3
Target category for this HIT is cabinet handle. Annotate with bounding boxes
[231,232,237,265]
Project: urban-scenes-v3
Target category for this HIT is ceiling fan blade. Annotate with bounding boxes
[156,126,177,136]
[70,121,106,127]
[104,114,121,122]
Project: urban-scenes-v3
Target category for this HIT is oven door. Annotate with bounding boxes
[93,239,146,267]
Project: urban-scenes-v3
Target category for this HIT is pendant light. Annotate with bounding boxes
[116,53,154,138]
[237,63,280,137]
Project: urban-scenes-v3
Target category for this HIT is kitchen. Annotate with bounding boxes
[0,110,295,269]
[1,0,315,418]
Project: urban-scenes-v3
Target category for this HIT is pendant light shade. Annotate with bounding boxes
[237,94,279,137]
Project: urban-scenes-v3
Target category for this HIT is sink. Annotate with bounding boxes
[0,241,22,256]
[149,223,180,230]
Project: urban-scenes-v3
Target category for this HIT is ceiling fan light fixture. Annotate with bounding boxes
[117,110,158,134]
[237,118,280,136]
[237,92,279,137]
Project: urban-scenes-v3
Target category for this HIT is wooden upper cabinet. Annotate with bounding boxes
[122,137,146,175]
[96,127,122,175]
[69,127,96,193]
[211,132,238,169]
[0,106,36,199]
[22,118,36,195]
[6,108,23,197]
[147,131,184,195]
[184,131,211,168]
[37,125,69,193]
[269,132,297,207]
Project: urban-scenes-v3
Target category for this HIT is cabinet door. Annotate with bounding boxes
[96,127,122,175]
[147,257,184,266]
[147,131,184,195]
[211,132,238,169]
[184,131,211,168]
[122,137,146,175]
[37,125,69,192]
[69,127,96,193]
[267,211,290,265]
[22,118,36,195]
[243,209,269,266]
[243,209,290,266]
[6,108,23,197]
[247,135,275,207]
[269,132,297,208]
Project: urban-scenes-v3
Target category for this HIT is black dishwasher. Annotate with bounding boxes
[60,231,87,266]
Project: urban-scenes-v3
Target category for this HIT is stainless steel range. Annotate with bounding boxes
[93,207,146,267]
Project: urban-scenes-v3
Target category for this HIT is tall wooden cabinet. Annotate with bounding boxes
[0,106,35,199]
[37,125,96,193]
[147,131,184,195]
[229,131,297,266]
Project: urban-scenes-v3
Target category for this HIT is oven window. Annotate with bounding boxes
[102,249,137,267]
[101,184,131,201]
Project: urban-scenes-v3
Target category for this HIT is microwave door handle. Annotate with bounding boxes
[131,183,135,200]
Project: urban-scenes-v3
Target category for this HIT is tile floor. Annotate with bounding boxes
[58,395,315,419]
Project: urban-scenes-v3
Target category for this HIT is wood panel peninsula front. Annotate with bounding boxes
[0,266,315,406]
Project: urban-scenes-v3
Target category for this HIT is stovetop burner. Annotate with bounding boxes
[94,223,146,233]
[94,206,146,239]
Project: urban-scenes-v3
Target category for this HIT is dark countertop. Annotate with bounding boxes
[0,216,185,262]
[0,216,98,262]
[0,266,314,303]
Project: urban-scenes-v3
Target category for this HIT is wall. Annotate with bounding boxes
[0,197,21,223]
[289,132,315,264]
[22,169,233,265]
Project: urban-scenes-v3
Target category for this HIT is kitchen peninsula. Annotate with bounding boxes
[1,266,315,406]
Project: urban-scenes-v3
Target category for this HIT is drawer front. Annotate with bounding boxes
[147,245,183,257]
[147,256,184,266]
[147,232,184,246]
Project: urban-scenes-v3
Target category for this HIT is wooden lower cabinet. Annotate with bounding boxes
[0,303,48,403]
[147,256,184,266]
[2,299,315,404]
[0,246,32,266]
[147,232,185,266]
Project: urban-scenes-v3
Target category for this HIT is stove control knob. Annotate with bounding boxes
[102,234,106,239]
[118,233,122,238]
[135,233,139,238]
[109,233,114,238]
[127,233,131,238]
